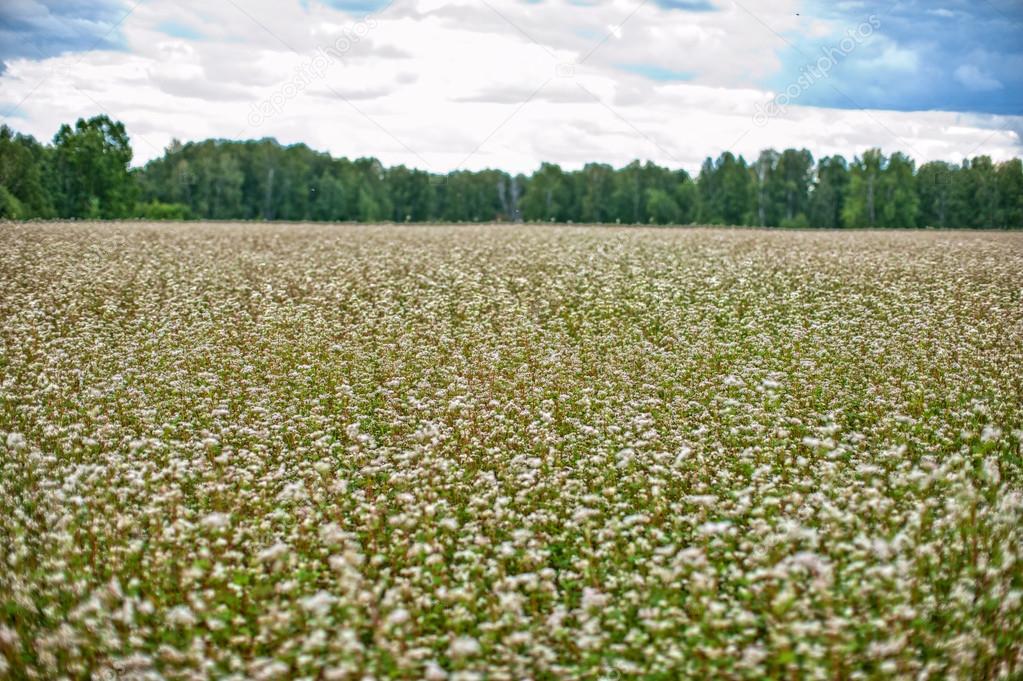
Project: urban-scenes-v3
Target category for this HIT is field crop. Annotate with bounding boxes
[1,222,1022,680]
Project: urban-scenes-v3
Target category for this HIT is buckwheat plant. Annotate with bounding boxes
[1,223,1021,680]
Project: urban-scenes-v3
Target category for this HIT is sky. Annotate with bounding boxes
[0,0,1021,173]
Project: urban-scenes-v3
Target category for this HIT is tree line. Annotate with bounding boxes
[2,115,1022,228]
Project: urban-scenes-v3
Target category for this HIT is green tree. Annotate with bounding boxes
[917,161,959,228]
[521,163,572,222]
[879,152,918,228]
[644,188,681,224]
[8,115,1021,229]
[996,159,1023,229]
[52,115,134,218]
[963,156,999,228]
[698,152,752,226]
[578,163,616,223]
[387,165,435,222]
[610,161,649,224]
[310,170,347,221]
[0,125,53,217]
[775,148,814,225]
[843,149,884,227]
[0,185,24,218]
[134,200,190,220]
[752,149,779,226]
[808,155,849,228]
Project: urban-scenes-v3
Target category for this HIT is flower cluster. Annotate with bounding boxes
[1,223,1022,679]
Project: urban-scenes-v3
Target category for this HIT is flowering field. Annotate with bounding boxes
[1,222,1022,680]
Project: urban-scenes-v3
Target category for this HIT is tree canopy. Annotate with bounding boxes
[1,117,1022,228]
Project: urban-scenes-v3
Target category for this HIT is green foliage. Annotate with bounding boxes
[436,169,506,222]
[996,159,1023,228]
[914,157,1023,229]
[808,156,849,228]
[134,200,191,220]
[748,149,814,227]
[577,163,615,222]
[779,213,809,229]
[843,149,885,228]
[880,152,919,228]
[2,117,1023,227]
[521,163,572,222]
[386,165,435,222]
[697,152,753,225]
[917,161,959,228]
[0,125,53,217]
[0,184,24,219]
[645,188,681,224]
[775,148,814,224]
[965,156,999,229]
[51,115,135,218]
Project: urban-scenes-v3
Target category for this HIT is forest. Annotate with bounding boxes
[1,115,1021,228]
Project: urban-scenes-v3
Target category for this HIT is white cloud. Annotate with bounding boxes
[954,64,1003,92]
[0,0,1019,173]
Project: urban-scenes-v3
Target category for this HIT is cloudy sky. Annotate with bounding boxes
[0,0,1021,173]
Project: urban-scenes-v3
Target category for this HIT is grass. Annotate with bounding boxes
[1,222,1022,680]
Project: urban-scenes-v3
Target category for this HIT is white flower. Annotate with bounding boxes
[385,608,410,626]
[981,425,1002,442]
[581,587,609,611]
[257,542,289,563]
[424,661,448,681]
[166,605,196,627]
[0,625,18,647]
[201,512,230,531]
[300,590,336,617]
[319,522,346,547]
[697,520,732,537]
[277,482,307,503]
[449,635,481,658]
[622,513,647,527]
[252,659,290,681]
[5,432,26,450]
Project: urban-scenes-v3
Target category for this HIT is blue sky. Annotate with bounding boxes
[0,0,1019,171]
[0,0,128,68]
[3,0,1019,114]
[770,0,1023,115]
